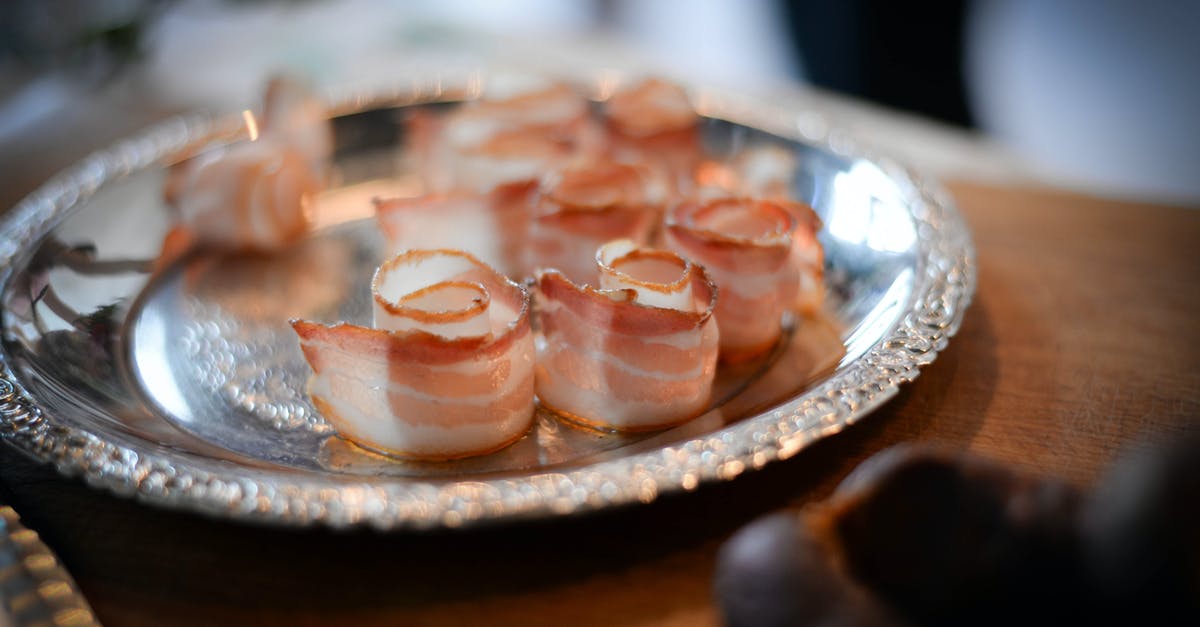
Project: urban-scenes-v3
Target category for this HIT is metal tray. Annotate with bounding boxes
[0,75,974,530]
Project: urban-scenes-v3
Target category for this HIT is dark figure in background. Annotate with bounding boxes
[783,0,974,128]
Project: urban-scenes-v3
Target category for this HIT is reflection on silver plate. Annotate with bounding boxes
[0,75,974,530]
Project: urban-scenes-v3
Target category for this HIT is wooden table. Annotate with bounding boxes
[1,182,1197,626]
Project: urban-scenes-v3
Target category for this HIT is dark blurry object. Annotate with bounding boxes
[715,437,1200,626]
[782,0,973,127]
[1082,432,1200,625]
[831,446,1083,626]
[0,0,170,87]
[714,512,902,627]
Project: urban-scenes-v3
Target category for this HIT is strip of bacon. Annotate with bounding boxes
[787,204,825,316]
[467,75,590,137]
[694,145,798,200]
[439,126,578,193]
[664,196,823,361]
[291,249,535,459]
[534,240,719,431]
[412,75,600,194]
[374,180,535,278]
[167,140,319,251]
[528,162,663,285]
[262,75,335,181]
[690,148,825,315]
[603,78,703,192]
[165,76,331,251]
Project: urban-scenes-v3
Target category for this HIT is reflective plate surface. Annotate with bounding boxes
[0,76,974,529]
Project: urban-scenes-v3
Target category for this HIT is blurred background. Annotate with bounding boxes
[2,0,1198,212]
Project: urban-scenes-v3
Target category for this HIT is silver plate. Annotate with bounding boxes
[0,76,975,530]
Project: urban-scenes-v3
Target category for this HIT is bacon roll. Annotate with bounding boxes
[374,180,535,278]
[165,76,331,251]
[292,249,535,459]
[664,196,821,361]
[528,161,664,284]
[262,75,335,181]
[534,240,719,431]
[412,75,599,194]
[603,78,703,191]
[694,145,798,200]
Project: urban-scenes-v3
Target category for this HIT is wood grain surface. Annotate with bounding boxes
[1,182,1197,626]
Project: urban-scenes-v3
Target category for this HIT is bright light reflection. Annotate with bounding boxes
[828,162,916,254]
[840,267,914,367]
[132,305,192,421]
[242,109,259,141]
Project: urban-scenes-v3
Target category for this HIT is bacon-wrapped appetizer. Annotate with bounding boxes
[164,76,332,252]
[291,249,535,459]
[528,161,664,284]
[603,78,702,192]
[664,196,821,361]
[412,75,600,194]
[694,145,798,200]
[166,142,319,251]
[788,205,825,316]
[535,240,719,431]
[261,75,335,180]
[464,74,591,137]
[374,180,535,278]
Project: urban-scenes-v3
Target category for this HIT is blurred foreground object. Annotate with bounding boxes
[715,435,1200,626]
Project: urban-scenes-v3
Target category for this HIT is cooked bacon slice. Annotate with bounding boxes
[528,162,663,284]
[467,75,590,137]
[262,75,334,181]
[374,180,535,278]
[734,145,798,199]
[292,249,535,459]
[167,141,319,251]
[534,240,719,431]
[664,196,822,361]
[694,145,798,200]
[439,125,578,193]
[690,148,824,315]
[412,75,600,194]
[165,76,330,251]
[606,78,698,139]
[604,78,702,191]
[789,207,825,316]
